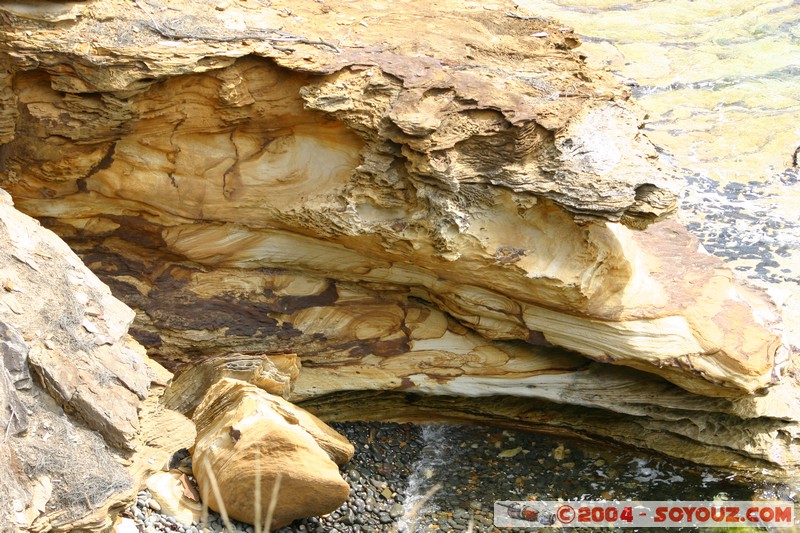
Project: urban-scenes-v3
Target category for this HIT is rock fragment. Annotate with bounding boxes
[192,378,354,529]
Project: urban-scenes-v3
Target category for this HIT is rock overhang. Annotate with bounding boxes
[0,0,787,396]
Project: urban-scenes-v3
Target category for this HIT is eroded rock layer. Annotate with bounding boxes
[0,0,795,477]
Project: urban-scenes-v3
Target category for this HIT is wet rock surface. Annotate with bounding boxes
[680,168,800,348]
[517,0,800,351]
[125,422,787,533]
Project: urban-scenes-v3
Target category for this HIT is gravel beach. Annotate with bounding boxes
[125,421,789,533]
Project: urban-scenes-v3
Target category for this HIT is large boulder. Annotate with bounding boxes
[0,188,192,531]
[192,378,353,529]
[1,0,784,397]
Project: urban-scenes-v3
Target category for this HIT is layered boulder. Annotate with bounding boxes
[192,378,354,529]
[0,0,797,481]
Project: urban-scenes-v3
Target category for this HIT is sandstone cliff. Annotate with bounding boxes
[1,0,797,486]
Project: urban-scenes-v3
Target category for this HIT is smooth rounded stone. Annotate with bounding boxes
[378,512,392,524]
[348,470,361,482]
[389,502,404,518]
[453,507,469,520]
[371,449,385,462]
[369,478,387,490]
[193,384,354,529]
[341,508,356,525]
[475,513,492,525]
[148,499,162,512]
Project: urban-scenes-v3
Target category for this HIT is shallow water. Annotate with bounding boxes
[517,0,800,347]
[405,423,797,532]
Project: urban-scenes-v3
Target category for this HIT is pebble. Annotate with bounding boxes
[389,502,404,518]
[341,508,356,525]
[453,507,469,520]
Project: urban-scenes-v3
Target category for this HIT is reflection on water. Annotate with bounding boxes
[517,0,800,347]
[408,424,795,532]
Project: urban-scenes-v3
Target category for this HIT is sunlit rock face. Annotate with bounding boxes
[0,0,793,476]
[192,378,354,529]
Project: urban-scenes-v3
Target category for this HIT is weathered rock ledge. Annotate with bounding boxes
[1,0,798,497]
